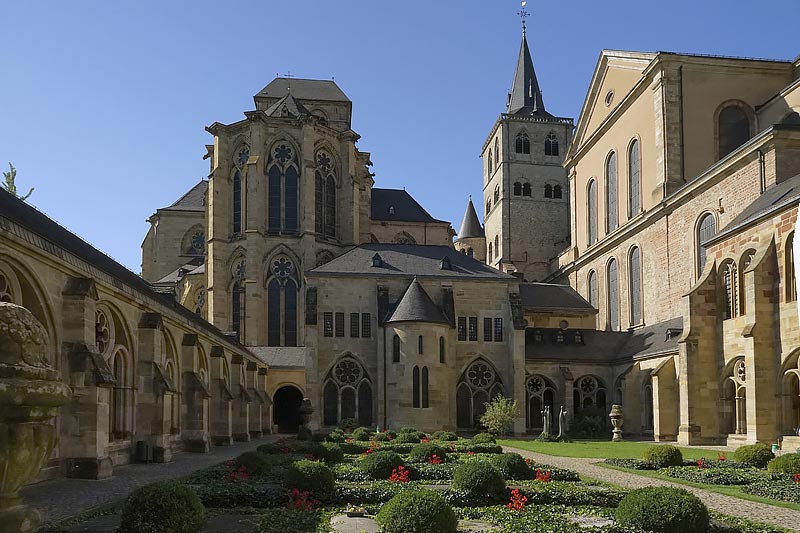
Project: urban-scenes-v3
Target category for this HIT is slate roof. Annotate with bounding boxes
[154,260,205,285]
[707,173,800,245]
[163,180,207,211]
[520,283,596,313]
[386,278,449,324]
[621,317,683,359]
[264,92,312,118]
[307,244,515,280]
[457,197,484,239]
[256,78,350,103]
[371,188,447,223]
[249,346,305,368]
[507,33,551,117]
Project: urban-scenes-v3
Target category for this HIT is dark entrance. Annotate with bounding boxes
[273,386,303,433]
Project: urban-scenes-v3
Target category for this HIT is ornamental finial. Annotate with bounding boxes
[517,0,529,36]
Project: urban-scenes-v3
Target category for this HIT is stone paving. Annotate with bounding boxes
[504,446,800,532]
[23,435,279,527]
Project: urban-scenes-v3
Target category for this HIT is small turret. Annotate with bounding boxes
[453,196,486,262]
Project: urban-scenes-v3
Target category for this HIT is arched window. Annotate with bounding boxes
[488,151,493,174]
[525,374,556,430]
[553,185,563,199]
[392,334,400,363]
[696,213,716,277]
[740,250,755,315]
[588,270,598,308]
[629,246,642,326]
[513,182,522,196]
[110,347,133,440]
[231,257,246,341]
[266,256,299,347]
[606,151,618,233]
[314,150,337,239]
[587,179,597,245]
[493,185,500,203]
[721,260,739,319]
[545,133,559,156]
[267,142,300,234]
[439,336,445,363]
[456,359,504,429]
[485,198,491,214]
[494,138,499,168]
[0,270,15,303]
[573,375,607,416]
[413,366,421,408]
[718,105,751,159]
[232,145,248,234]
[544,184,553,198]
[488,242,493,262]
[787,232,797,302]
[494,235,499,258]
[607,258,619,331]
[628,139,641,217]
[323,358,372,426]
[183,226,205,256]
[515,132,530,154]
[522,183,531,197]
[418,335,424,354]
[467,248,474,258]
[422,366,429,408]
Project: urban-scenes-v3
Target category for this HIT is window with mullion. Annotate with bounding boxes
[335,312,345,337]
[350,313,360,338]
[468,317,478,341]
[494,318,503,342]
[323,312,333,337]
[361,313,371,338]
[457,317,467,341]
[483,318,493,341]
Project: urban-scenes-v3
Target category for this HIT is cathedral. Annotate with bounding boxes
[2,21,800,483]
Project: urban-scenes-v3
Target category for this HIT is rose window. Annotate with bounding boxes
[735,360,746,383]
[235,146,250,167]
[0,273,12,303]
[317,152,332,173]
[527,375,543,394]
[467,362,495,389]
[333,359,363,386]
[190,231,205,254]
[95,310,110,354]
[271,257,294,281]
[273,144,293,164]
[580,377,597,393]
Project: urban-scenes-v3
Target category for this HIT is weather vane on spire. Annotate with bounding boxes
[517,0,529,36]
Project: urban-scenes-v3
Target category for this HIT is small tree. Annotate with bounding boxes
[480,396,519,437]
[3,163,34,200]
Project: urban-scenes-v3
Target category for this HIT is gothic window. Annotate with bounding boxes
[361,313,371,338]
[0,271,13,303]
[231,257,246,341]
[485,199,491,214]
[439,336,445,363]
[323,358,372,426]
[588,270,598,308]
[553,185,563,199]
[488,151,493,173]
[739,250,755,315]
[350,313,360,338]
[545,133,559,156]
[628,139,641,217]
[266,256,298,346]
[787,232,797,302]
[525,374,556,430]
[393,232,416,245]
[392,334,400,362]
[696,213,716,277]
[494,235,499,258]
[607,258,619,331]
[110,347,133,440]
[413,366,420,408]
[494,185,500,203]
[488,242,493,262]
[587,179,597,245]
[494,137,499,168]
[316,250,335,267]
[573,376,607,416]
[266,142,300,234]
[95,309,112,355]
[193,286,206,315]
[629,246,642,326]
[606,151,618,233]
[456,360,504,429]
[315,150,337,238]
[544,184,553,198]
[721,259,739,320]
[522,182,531,197]
[515,131,530,154]
[468,317,478,341]
[418,335,424,354]
[718,105,751,159]
[513,182,522,196]
[457,317,467,341]
[422,366,429,408]
[185,227,205,255]
[232,145,248,235]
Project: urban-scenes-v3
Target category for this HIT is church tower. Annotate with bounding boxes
[481,16,573,281]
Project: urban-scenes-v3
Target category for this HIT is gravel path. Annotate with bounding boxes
[23,435,280,526]
[504,446,800,532]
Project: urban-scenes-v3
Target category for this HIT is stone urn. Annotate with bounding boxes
[0,303,72,532]
[297,398,314,440]
[609,404,624,442]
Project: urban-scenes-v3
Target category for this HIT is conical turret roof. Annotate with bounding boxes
[507,33,550,117]
[457,197,484,240]
[386,278,449,325]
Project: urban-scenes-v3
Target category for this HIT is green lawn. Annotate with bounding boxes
[498,438,721,460]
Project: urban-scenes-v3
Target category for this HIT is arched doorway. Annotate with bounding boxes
[273,385,303,433]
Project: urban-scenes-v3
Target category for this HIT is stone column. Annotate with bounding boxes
[210,346,233,445]
[246,362,263,438]
[560,367,575,426]
[231,354,251,441]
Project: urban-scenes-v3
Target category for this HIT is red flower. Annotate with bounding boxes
[793,473,800,484]
[718,452,727,461]
[534,469,551,482]
[281,447,290,454]
[288,488,319,511]
[363,448,373,455]
[228,465,250,482]
[507,488,528,510]
[696,459,707,469]
[467,451,475,456]
[428,454,443,465]
[389,465,410,483]
[421,438,430,443]
[345,438,352,443]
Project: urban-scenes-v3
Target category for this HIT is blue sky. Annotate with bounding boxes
[0,0,795,272]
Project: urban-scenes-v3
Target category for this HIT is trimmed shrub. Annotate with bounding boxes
[768,453,800,475]
[743,478,800,503]
[471,432,496,444]
[733,443,775,468]
[297,426,312,441]
[359,450,404,479]
[189,482,288,508]
[409,442,448,463]
[432,430,458,441]
[615,486,709,533]
[373,432,391,442]
[660,465,768,485]
[568,415,606,439]
[454,442,504,454]
[399,426,418,434]
[395,432,421,444]
[325,430,346,443]
[339,417,357,431]
[376,490,458,533]
[490,452,531,479]
[351,426,372,441]
[234,451,271,477]
[120,481,205,533]
[284,460,335,499]
[321,442,344,463]
[257,442,285,455]
[452,461,506,499]
[603,458,658,470]
[643,444,683,467]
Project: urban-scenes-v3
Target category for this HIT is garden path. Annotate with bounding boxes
[504,446,800,532]
[23,435,280,527]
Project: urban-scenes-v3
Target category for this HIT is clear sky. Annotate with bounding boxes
[0,0,795,272]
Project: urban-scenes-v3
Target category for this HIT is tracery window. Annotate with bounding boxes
[607,258,619,331]
[544,133,559,156]
[587,179,597,245]
[266,256,299,346]
[628,139,641,217]
[0,271,13,303]
[525,374,556,430]
[392,334,400,362]
[193,286,206,315]
[522,182,531,197]
[267,142,300,234]
[587,270,598,308]
[513,182,522,196]
[232,145,248,234]
[187,228,205,255]
[696,213,716,277]
[494,235,499,259]
[485,199,491,214]
[553,185,562,199]
[721,260,739,320]
[488,242,493,262]
[739,250,755,315]
[232,257,246,340]
[515,131,530,154]
[629,246,642,326]
[315,150,337,238]
[606,151,618,233]
[494,138,499,168]
[718,105,750,160]
[488,152,493,174]
[787,232,797,302]
[110,347,133,440]
[544,184,553,198]
[494,185,500,204]
[456,359,505,429]
[95,309,112,355]
[573,375,607,416]
[323,358,373,426]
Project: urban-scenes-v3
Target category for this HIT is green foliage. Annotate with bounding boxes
[376,489,458,533]
[568,415,607,439]
[2,163,34,201]
[643,444,683,467]
[452,461,506,499]
[351,426,372,441]
[399,426,418,433]
[660,465,768,485]
[257,442,285,455]
[406,462,458,481]
[454,442,504,454]
[320,442,344,463]
[339,440,371,454]
[296,425,313,441]
[339,417,357,431]
[489,452,531,479]
[373,432,391,442]
[234,451,272,477]
[743,478,800,503]
[359,450,404,479]
[603,458,658,470]
[615,486,709,533]
[409,442,448,463]
[333,480,411,504]
[395,431,421,444]
[733,443,775,468]
[283,460,335,499]
[252,508,334,533]
[471,432,496,444]
[332,463,371,482]
[188,481,288,508]
[479,396,519,437]
[767,453,800,475]
[119,481,205,533]
[432,430,458,441]
[324,429,345,443]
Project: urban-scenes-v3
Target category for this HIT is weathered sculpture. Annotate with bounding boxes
[297,398,314,440]
[0,303,71,532]
[557,406,567,440]
[609,404,624,441]
[539,405,551,438]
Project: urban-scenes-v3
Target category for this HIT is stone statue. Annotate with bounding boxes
[297,398,314,440]
[557,406,567,440]
[540,405,552,437]
[0,303,71,532]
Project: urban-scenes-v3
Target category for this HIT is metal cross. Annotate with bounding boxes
[517,1,530,36]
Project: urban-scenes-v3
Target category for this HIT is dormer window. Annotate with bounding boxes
[533,330,543,342]
[574,330,583,344]
[388,206,395,215]
[440,256,452,271]
[371,253,383,268]
[555,331,565,343]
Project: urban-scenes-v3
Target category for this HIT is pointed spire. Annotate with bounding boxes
[507,32,547,116]
[457,197,484,240]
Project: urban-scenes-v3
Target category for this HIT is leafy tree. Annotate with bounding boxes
[480,396,519,437]
[3,163,34,200]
